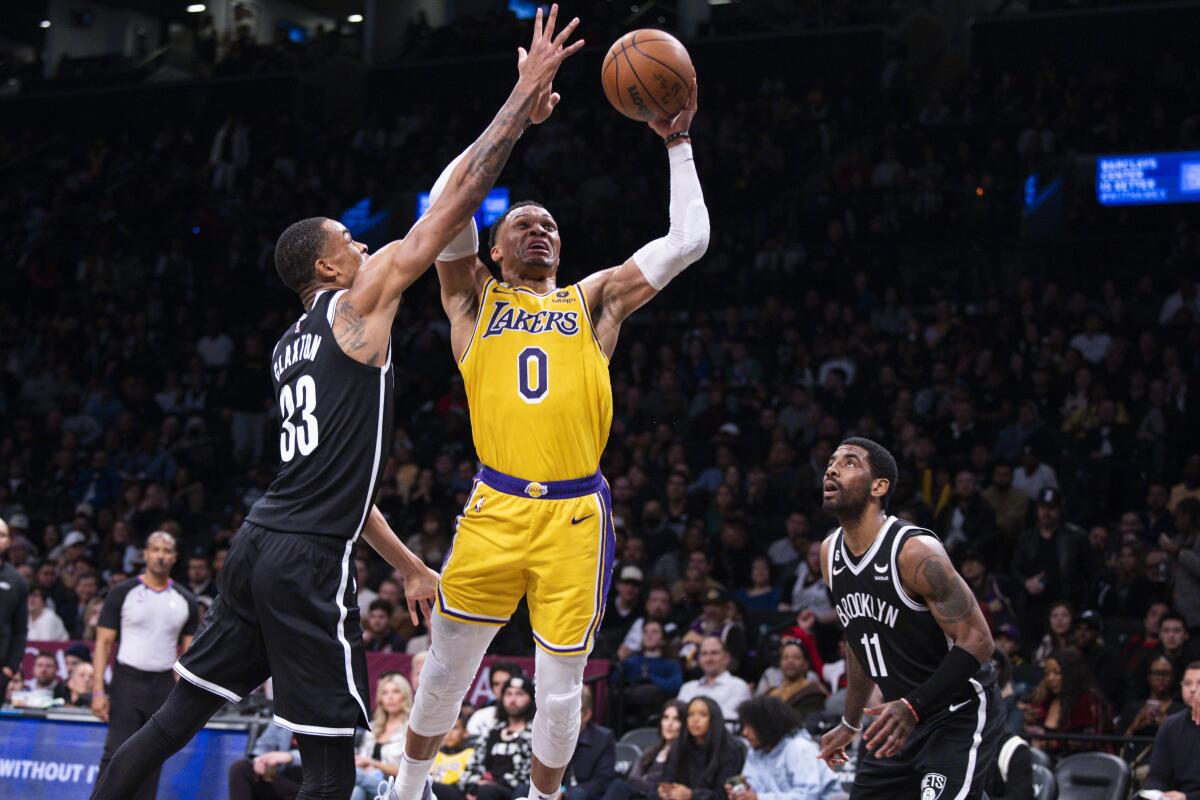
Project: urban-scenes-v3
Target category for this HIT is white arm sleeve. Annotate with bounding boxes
[426,149,479,262]
[632,141,710,290]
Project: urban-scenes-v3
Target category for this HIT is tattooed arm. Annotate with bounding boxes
[332,5,583,365]
[898,535,994,663]
[859,535,994,758]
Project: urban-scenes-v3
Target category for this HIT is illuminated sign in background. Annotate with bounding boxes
[1096,151,1200,206]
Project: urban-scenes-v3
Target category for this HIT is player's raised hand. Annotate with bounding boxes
[649,78,698,139]
[817,721,855,768]
[516,4,584,94]
[402,562,440,627]
[862,700,917,758]
[529,85,562,125]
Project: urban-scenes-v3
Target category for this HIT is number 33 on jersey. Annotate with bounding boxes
[459,280,612,482]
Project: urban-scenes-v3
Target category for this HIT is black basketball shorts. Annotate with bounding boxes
[174,522,370,736]
[851,681,1005,800]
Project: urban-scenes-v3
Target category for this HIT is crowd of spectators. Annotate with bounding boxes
[2,7,1200,798]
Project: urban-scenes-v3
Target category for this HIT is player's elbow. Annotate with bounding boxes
[671,199,710,263]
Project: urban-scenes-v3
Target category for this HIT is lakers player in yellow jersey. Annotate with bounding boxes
[388,85,708,800]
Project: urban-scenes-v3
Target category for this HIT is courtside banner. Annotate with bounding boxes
[0,713,249,799]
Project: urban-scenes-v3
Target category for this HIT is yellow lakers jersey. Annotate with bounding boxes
[460,279,612,481]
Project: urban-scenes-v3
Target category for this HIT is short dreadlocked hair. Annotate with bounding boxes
[487,200,548,250]
[274,217,330,294]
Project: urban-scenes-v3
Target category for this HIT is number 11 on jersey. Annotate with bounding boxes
[860,632,888,677]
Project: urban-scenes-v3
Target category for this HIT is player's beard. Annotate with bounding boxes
[823,479,872,519]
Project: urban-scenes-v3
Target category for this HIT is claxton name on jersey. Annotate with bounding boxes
[836,591,900,629]
[482,301,579,339]
[273,333,323,381]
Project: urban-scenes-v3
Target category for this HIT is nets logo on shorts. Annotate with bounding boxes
[920,773,947,800]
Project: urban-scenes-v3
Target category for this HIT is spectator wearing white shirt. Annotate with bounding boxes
[620,587,682,660]
[27,586,68,641]
[1012,446,1059,500]
[1159,275,1200,326]
[465,661,519,739]
[1068,313,1112,364]
[731,696,840,800]
[195,315,235,369]
[788,541,835,624]
[676,636,752,722]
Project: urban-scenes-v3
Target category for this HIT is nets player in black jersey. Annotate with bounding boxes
[90,11,584,800]
[816,438,1004,800]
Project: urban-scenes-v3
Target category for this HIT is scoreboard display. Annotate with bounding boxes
[1096,151,1200,206]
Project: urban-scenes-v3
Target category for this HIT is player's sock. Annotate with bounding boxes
[391,753,435,800]
[528,778,559,800]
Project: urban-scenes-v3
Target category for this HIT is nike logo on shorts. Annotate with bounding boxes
[571,514,595,525]
[948,699,971,713]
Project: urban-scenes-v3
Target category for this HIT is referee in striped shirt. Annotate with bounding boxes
[91,531,199,800]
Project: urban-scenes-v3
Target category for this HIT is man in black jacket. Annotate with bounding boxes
[1143,661,1200,800]
[561,686,615,800]
[935,470,999,561]
[0,517,29,701]
[1010,489,1095,643]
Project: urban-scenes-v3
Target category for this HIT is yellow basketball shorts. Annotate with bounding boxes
[436,467,616,655]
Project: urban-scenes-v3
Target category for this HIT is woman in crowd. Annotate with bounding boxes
[733,696,839,800]
[1023,648,1113,754]
[351,672,413,800]
[734,556,781,612]
[658,697,744,800]
[602,700,686,800]
[80,596,105,642]
[1119,655,1178,760]
[1033,601,1074,666]
[55,661,94,708]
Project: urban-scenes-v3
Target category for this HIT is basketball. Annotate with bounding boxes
[602,29,695,122]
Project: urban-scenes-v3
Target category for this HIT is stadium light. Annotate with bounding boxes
[347,14,363,23]
[186,4,206,13]
[39,20,52,28]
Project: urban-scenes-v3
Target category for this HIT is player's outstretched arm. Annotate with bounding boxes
[861,536,994,758]
[581,81,708,358]
[361,506,439,626]
[343,5,582,321]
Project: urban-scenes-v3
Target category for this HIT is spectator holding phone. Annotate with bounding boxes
[658,697,743,800]
[728,696,839,800]
[1122,657,1179,740]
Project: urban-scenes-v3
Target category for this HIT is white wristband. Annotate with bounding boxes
[840,716,863,733]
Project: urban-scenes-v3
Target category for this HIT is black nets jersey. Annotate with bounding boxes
[246,288,394,540]
[827,516,979,706]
